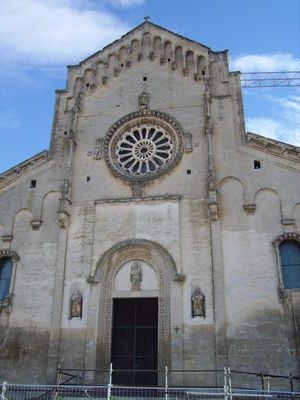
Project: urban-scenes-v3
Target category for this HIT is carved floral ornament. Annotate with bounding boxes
[103,110,185,182]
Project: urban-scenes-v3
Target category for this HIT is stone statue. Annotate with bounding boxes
[191,287,205,318]
[71,290,82,318]
[138,91,150,110]
[62,179,71,198]
[130,261,142,291]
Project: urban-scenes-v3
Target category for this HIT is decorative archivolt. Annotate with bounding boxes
[90,238,178,283]
[93,239,177,370]
[0,249,19,262]
[273,232,300,246]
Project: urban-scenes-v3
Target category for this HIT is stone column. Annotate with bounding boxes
[204,77,228,383]
[210,220,228,379]
[46,221,69,383]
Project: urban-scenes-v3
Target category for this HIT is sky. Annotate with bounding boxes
[0,0,299,172]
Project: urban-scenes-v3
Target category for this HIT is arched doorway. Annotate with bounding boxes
[90,240,178,385]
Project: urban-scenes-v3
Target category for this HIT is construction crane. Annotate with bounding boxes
[240,71,300,88]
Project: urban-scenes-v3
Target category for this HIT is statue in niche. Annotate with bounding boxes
[130,261,142,291]
[138,91,150,110]
[71,290,83,318]
[191,287,205,318]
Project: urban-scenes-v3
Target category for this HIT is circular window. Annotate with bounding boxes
[104,110,184,182]
[116,126,173,175]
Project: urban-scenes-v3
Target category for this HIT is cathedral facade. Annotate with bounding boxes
[0,21,299,386]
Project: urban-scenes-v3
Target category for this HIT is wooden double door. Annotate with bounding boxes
[111,298,158,386]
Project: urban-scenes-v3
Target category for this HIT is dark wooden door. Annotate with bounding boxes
[111,298,158,386]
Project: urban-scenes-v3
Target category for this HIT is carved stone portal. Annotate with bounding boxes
[95,241,176,372]
[191,287,205,318]
[130,261,142,291]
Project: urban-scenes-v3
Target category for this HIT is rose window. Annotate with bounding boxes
[115,126,173,175]
[103,110,184,182]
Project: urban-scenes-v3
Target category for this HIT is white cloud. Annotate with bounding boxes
[246,92,300,146]
[231,53,300,72]
[0,0,131,66]
[108,0,144,7]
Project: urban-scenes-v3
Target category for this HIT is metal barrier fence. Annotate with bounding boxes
[1,383,300,400]
[55,366,300,392]
[1,367,300,400]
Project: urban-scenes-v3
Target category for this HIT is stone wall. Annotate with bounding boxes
[0,21,299,385]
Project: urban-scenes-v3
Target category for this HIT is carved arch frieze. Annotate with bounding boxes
[66,28,210,103]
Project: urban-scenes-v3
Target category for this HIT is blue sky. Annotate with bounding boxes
[0,0,299,172]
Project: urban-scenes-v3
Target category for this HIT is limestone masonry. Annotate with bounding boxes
[0,21,299,386]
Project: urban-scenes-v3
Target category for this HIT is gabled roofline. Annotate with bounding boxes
[0,150,49,189]
[68,20,212,68]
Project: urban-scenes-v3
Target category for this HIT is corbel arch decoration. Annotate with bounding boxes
[273,232,300,296]
[0,248,20,311]
[94,239,177,373]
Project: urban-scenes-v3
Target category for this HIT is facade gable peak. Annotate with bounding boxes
[68,20,212,70]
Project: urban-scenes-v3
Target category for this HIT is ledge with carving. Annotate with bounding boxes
[246,132,300,163]
[0,150,49,189]
[95,194,181,205]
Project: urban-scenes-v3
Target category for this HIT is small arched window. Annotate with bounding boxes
[0,257,13,301]
[279,240,300,289]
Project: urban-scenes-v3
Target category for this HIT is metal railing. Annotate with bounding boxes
[56,366,300,391]
[1,366,300,400]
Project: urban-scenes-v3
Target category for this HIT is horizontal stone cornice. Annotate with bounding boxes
[246,132,300,163]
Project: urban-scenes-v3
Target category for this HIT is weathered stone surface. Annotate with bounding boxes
[0,21,299,386]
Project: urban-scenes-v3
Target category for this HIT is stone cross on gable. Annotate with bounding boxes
[144,16,150,22]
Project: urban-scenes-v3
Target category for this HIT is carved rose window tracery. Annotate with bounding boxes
[104,110,184,182]
[116,125,173,176]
